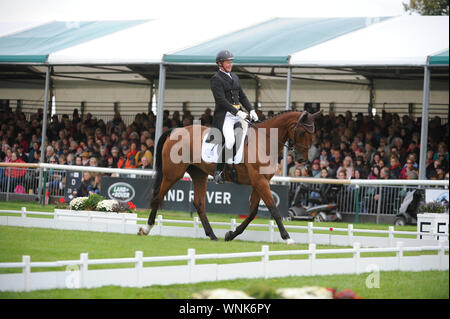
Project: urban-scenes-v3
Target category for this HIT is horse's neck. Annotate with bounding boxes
[256,112,299,150]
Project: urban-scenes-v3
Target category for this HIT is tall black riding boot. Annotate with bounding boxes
[214,145,230,184]
[213,161,226,184]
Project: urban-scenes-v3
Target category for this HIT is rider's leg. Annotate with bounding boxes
[214,113,236,184]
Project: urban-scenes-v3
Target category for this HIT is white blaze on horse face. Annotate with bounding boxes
[169,128,190,164]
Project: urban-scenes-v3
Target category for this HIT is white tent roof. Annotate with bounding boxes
[290,16,449,67]
[48,17,267,65]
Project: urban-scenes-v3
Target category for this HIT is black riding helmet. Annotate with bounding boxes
[216,50,234,64]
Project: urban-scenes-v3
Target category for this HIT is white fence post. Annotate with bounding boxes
[396,242,404,270]
[230,218,236,232]
[307,222,313,244]
[309,243,316,276]
[353,242,361,274]
[268,221,274,243]
[187,248,196,283]
[80,253,88,288]
[193,217,199,238]
[438,242,445,270]
[121,214,126,234]
[348,224,354,246]
[135,251,143,288]
[21,207,27,218]
[157,215,163,235]
[261,245,269,279]
[388,226,395,246]
[22,255,30,292]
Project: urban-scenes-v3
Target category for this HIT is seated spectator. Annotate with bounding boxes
[400,158,415,179]
[368,165,380,180]
[139,156,152,170]
[389,156,402,179]
[87,173,101,195]
[336,156,354,180]
[311,159,321,177]
[73,171,93,197]
[117,145,136,169]
[135,142,153,167]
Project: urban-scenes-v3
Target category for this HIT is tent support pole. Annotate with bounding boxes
[153,63,166,169]
[418,65,430,180]
[282,67,292,178]
[38,65,51,204]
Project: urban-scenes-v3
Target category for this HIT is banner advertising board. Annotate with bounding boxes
[101,177,289,217]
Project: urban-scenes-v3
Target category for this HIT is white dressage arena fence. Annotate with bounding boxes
[0,208,448,248]
[1,208,448,292]
[0,243,448,292]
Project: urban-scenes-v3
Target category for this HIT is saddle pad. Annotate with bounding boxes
[201,120,248,164]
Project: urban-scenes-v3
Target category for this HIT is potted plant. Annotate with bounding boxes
[54,194,138,225]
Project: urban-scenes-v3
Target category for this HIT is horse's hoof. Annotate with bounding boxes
[285,238,295,245]
[224,231,233,242]
[137,225,151,236]
[211,237,219,241]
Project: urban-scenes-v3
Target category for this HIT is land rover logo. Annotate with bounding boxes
[258,191,280,211]
[107,182,135,202]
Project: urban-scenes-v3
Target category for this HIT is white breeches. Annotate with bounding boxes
[223,112,242,149]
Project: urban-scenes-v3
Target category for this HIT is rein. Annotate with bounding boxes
[245,111,312,152]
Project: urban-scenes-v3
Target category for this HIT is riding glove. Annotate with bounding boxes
[250,110,259,122]
[236,110,248,120]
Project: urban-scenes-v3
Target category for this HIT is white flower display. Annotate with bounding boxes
[276,287,333,299]
[192,289,254,299]
[96,199,120,212]
[69,197,88,210]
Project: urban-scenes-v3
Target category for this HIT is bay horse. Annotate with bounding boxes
[138,110,320,244]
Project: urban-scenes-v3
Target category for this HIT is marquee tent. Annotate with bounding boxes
[0,16,448,179]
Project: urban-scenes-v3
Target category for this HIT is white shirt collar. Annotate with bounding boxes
[219,69,232,79]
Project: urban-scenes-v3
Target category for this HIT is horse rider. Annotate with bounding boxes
[210,49,259,184]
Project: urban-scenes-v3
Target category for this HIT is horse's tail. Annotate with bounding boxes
[150,128,173,208]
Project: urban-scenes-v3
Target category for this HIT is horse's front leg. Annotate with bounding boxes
[225,189,260,241]
[253,177,294,244]
[189,167,218,241]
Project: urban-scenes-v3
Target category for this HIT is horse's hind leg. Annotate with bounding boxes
[138,172,185,236]
[188,166,218,241]
[225,189,260,241]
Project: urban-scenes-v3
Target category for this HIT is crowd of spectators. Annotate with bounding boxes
[0,106,449,197]
[277,110,449,182]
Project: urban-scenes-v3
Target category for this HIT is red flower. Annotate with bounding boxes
[127,202,136,210]
[59,198,65,204]
[329,227,333,231]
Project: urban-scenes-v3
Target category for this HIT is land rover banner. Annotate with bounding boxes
[101,177,289,217]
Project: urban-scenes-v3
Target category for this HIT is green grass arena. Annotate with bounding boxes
[0,201,448,299]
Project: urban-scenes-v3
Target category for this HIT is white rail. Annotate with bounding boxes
[0,243,447,292]
[0,208,448,248]
[1,162,448,186]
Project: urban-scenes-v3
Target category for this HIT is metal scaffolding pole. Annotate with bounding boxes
[282,67,292,177]
[153,63,166,169]
[38,65,51,203]
[418,65,430,180]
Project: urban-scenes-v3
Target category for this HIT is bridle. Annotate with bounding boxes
[289,111,314,153]
[245,111,314,153]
